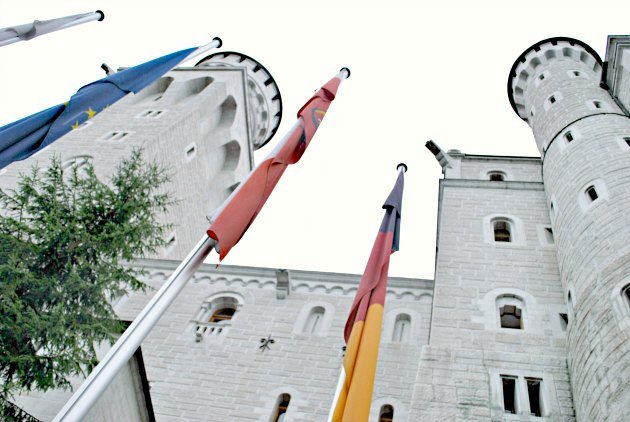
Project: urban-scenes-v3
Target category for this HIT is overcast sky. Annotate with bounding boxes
[1,0,629,280]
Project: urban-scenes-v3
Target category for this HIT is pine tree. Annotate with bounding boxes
[0,149,172,413]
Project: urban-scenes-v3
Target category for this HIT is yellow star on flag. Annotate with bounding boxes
[71,121,80,130]
[85,107,97,119]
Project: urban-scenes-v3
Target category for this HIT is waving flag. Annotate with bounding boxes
[332,165,405,422]
[207,68,350,261]
[0,38,222,170]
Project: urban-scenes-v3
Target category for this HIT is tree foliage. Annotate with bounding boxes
[0,149,172,409]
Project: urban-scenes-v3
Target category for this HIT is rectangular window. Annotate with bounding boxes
[544,227,554,244]
[526,378,544,416]
[139,110,164,118]
[559,313,568,331]
[101,131,130,141]
[501,375,518,414]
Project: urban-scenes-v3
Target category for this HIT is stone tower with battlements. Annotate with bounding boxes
[508,37,630,422]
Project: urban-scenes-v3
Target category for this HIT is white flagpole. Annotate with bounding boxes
[0,11,104,47]
[326,365,346,422]
[179,37,223,64]
[53,235,217,421]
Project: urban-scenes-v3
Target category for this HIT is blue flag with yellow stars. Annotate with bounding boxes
[0,47,195,170]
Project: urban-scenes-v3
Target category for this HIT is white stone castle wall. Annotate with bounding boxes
[411,157,574,421]
[1,67,254,261]
[114,261,433,421]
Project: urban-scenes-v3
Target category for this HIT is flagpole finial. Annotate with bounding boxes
[212,37,223,48]
[397,163,408,173]
[339,67,351,79]
[95,10,105,21]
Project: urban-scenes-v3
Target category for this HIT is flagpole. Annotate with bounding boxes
[0,11,104,47]
[179,37,223,64]
[328,164,406,421]
[326,364,346,422]
[53,235,217,421]
[55,10,104,30]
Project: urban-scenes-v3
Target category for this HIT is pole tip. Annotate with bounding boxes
[397,163,408,173]
[213,37,223,48]
[95,10,105,21]
[339,67,351,79]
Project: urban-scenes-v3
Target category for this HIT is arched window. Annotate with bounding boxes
[273,393,291,422]
[488,171,506,181]
[493,219,512,242]
[193,295,242,341]
[209,308,235,324]
[304,306,325,334]
[379,404,394,422]
[392,314,411,342]
[496,294,525,330]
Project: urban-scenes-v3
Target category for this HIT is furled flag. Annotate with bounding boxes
[332,165,405,422]
[0,11,104,47]
[207,68,350,261]
[0,39,221,169]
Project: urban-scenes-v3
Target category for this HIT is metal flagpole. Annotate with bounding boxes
[326,365,346,422]
[0,11,104,47]
[180,37,223,63]
[53,235,217,421]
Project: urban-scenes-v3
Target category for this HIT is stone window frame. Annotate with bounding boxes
[555,127,582,153]
[567,69,589,79]
[184,142,198,162]
[378,404,394,422]
[483,214,526,246]
[543,91,563,111]
[536,225,555,246]
[371,397,405,422]
[496,294,527,330]
[534,70,550,87]
[489,369,559,420]
[383,308,418,344]
[191,291,244,341]
[260,386,300,422]
[99,130,133,142]
[292,302,334,337]
[135,109,167,119]
[478,288,541,335]
[611,279,630,331]
[577,179,608,212]
[586,99,610,111]
[162,231,177,256]
[271,393,291,422]
[483,169,511,182]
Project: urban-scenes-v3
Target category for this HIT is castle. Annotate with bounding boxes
[6,35,630,421]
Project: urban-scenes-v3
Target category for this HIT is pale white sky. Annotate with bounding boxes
[1,0,628,279]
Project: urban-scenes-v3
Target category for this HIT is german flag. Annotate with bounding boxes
[332,166,405,421]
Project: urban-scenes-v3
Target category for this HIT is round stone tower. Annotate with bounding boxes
[508,37,630,421]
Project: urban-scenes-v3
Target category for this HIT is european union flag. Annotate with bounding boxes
[0,47,195,170]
